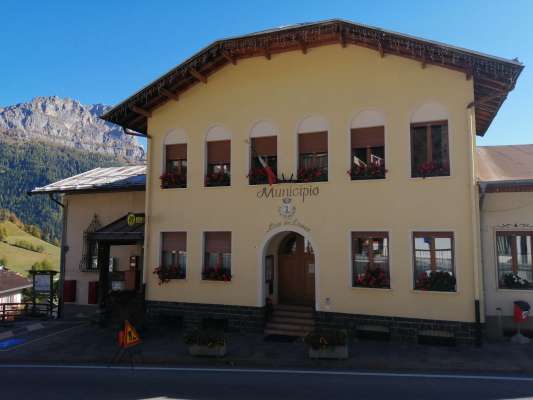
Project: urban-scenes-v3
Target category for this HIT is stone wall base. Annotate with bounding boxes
[315,311,481,345]
[146,301,266,333]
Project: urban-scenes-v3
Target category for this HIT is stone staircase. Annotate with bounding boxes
[264,304,314,337]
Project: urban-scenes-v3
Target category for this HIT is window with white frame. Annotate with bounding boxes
[496,231,533,289]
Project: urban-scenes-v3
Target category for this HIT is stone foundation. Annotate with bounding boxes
[315,311,481,345]
[146,301,266,332]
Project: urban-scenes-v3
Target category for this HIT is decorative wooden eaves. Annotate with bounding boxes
[101,19,523,136]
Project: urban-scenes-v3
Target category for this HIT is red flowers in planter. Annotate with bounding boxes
[205,170,230,187]
[202,269,232,282]
[354,267,390,288]
[297,167,327,182]
[160,171,187,188]
[348,161,387,180]
[416,161,450,178]
[153,266,186,285]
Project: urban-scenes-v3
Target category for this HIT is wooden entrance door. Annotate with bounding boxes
[278,233,315,306]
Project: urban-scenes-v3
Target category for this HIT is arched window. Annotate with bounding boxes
[162,130,187,189]
[249,121,278,185]
[297,115,328,182]
[410,102,450,178]
[205,125,231,187]
[350,110,386,180]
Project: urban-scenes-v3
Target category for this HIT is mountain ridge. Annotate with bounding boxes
[0,96,144,162]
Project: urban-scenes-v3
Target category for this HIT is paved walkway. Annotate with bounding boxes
[1,321,533,373]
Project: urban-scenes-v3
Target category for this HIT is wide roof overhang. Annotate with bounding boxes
[101,19,523,137]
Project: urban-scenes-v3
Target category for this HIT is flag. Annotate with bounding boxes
[257,154,277,185]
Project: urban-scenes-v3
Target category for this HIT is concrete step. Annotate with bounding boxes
[270,316,315,326]
[265,322,314,332]
[264,328,309,337]
[274,304,314,313]
[271,309,314,319]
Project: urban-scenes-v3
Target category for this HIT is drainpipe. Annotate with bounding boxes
[467,107,483,346]
[48,193,68,319]
[141,135,152,298]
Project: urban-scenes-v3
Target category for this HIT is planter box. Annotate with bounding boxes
[308,344,348,360]
[188,344,227,357]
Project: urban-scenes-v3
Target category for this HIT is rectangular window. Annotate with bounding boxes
[350,127,386,180]
[206,140,231,187]
[298,132,328,182]
[203,232,232,281]
[410,122,450,178]
[352,232,390,288]
[160,232,187,279]
[413,232,456,292]
[162,144,187,188]
[496,231,533,289]
[249,136,277,185]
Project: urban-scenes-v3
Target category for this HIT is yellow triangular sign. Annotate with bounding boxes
[123,320,141,348]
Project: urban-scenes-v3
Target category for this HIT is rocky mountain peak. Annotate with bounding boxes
[0,96,145,162]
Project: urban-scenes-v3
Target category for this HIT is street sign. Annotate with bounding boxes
[118,320,141,349]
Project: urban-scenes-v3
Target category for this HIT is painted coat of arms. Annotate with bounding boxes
[279,197,296,218]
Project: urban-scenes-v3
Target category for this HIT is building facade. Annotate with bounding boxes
[33,20,525,343]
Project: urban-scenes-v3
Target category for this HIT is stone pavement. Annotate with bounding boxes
[1,320,533,374]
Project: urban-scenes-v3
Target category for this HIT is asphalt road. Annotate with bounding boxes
[2,365,533,399]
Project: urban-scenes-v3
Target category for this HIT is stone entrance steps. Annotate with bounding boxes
[264,304,314,337]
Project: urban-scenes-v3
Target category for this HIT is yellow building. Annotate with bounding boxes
[34,20,524,344]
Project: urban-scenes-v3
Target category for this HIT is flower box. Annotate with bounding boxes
[501,273,533,289]
[153,266,186,285]
[308,345,348,360]
[160,171,187,188]
[353,267,390,288]
[304,330,348,360]
[415,270,456,292]
[205,171,230,187]
[188,343,227,357]
[297,167,328,183]
[414,161,450,178]
[349,163,387,180]
[202,269,232,282]
[184,330,226,357]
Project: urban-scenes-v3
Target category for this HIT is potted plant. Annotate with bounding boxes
[153,266,186,285]
[416,161,450,178]
[304,329,348,359]
[297,167,327,182]
[205,170,231,187]
[415,271,456,292]
[354,267,390,288]
[348,162,387,180]
[202,268,232,282]
[501,272,531,289]
[184,329,227,357]
[160,170,187,188]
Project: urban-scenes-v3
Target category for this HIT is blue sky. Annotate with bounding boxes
[1,0,531,146]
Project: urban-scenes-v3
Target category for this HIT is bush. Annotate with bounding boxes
[184,330,225,347]
[304,330,347,350]
[0,226,7,241]
[13,240,44,253]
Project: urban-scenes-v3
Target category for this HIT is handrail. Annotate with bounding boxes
[0,302,55,322]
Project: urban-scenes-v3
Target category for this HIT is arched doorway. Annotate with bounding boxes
[277,232,315,306]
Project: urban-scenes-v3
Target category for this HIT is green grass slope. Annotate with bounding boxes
[0,221,59,276]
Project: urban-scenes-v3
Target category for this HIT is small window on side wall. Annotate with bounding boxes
[298,132,328,182]
[161,144,187,189]
[411,122,450,178]
[352,232,390,288]
[249,136,278,185]
[206,140,231,187]
[159,232,186,280]
[496,231,533,290]
[350,127,386,180]
[203,232,232,281]
[413,232,456,292]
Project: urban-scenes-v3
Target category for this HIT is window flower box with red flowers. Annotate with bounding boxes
[248,168,277,185]
[348,162,387,180]
[297,167,328,183]
[353,266,390,289]
[415,271,456,292]
[205,170,231,187]
[415,161,450,178]
[160,171,187,189]
[153,265,186,285]
[202,268,232,282]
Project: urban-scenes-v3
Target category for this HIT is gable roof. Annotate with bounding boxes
[101,19,523,137]
[477,145,533,192]
[29,166,146,195]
